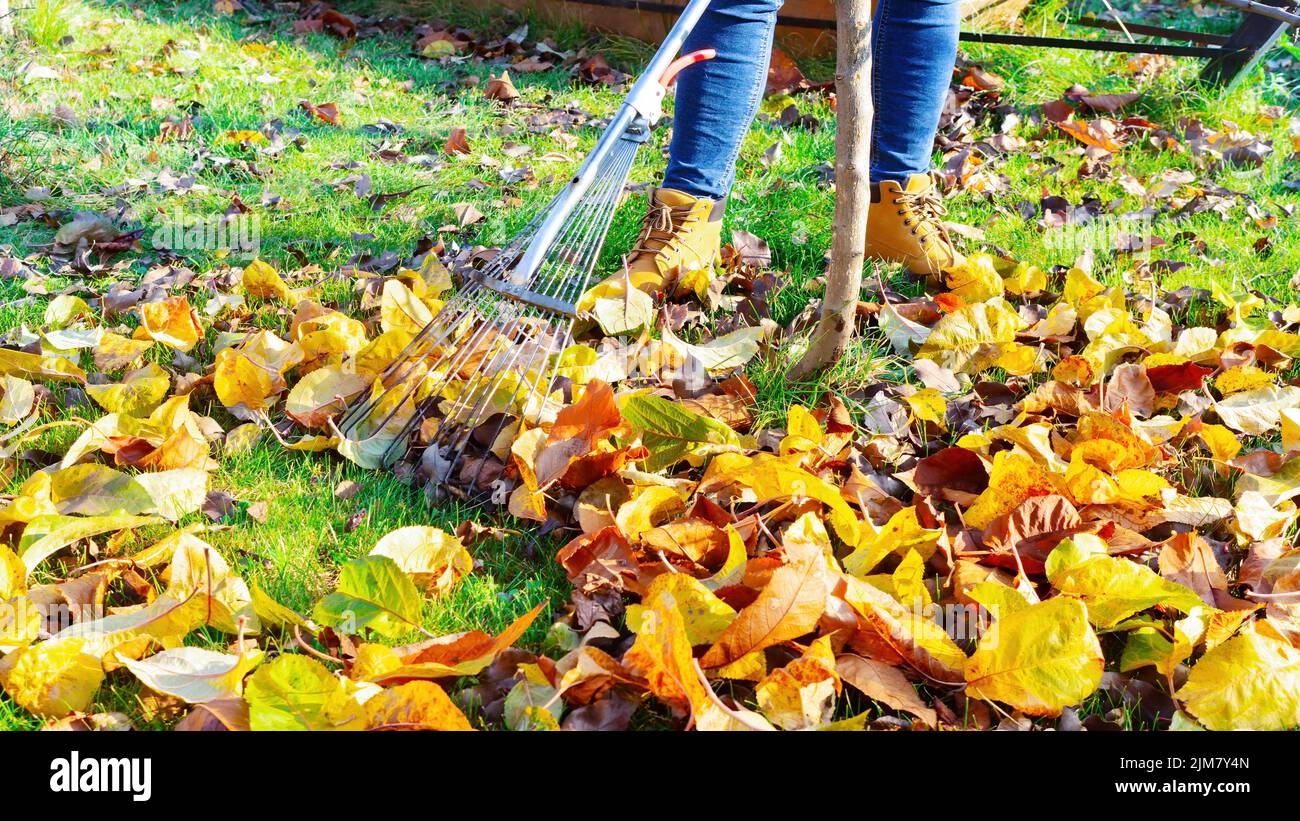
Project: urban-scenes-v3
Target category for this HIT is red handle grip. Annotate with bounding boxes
[658,48,717,87]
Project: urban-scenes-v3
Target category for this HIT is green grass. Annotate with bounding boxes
[0,0,1297,728]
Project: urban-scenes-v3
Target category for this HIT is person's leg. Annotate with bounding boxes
[863,0,966,279]
[662,0,784,199]
[619,0,782,292]
[870,0,961,183]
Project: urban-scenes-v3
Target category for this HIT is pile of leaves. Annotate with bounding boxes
[2,1,1299,732]
[4,234,1300,729]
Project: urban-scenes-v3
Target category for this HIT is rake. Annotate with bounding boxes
[334,0,717,493]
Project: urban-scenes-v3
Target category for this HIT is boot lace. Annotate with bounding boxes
[892,187,955,250]
[630,200,699,258]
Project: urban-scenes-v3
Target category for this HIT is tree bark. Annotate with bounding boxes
[789,0,873,380]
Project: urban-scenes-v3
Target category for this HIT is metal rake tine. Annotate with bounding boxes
[383,302,540,463]
[459,144,638,489]
[437,321,560,484]
[335,289,483,436]
[336,190,564,439]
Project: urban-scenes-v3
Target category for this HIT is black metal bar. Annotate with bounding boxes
[561,0,1255,78]
[1074,15,1230,44]
[1200,0,1296,84]
[957,31,1237,57]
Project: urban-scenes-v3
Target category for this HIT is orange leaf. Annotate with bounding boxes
[535,380,623,488]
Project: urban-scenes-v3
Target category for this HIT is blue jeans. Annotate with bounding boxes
[663,0,961,199]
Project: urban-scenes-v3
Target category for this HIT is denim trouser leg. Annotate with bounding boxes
[870,0,961,183]
[663,0,784,199]
[662,0,961,197]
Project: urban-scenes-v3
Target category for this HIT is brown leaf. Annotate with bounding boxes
[1079,92,1142,113]
[1056,118,1125,153]
[983,494,1089,574]
[300,101,341,126]
[913,447,989,496]
[484,72,520,103]
[444,126,471,156]
[535,380,623,488]
[1041,99,1075,123]
[392,603,545,677]
[836,653,937,727]
[1159,532,1251,611]
[318,9,356,39]
[174,698,249,731]
[556,526,641,593]
[1105,363,1155,417]
[960,66,1004,92]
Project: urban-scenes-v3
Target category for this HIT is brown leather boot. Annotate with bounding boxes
[617,187,724,294]
[864,173,965,283]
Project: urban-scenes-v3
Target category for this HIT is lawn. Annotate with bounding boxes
[0,0,1297,730]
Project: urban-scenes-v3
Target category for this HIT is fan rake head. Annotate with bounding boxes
[334,128,646,496]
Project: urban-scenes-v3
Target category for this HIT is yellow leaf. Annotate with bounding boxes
[293,310,368,367]
[778,404,824,454]
[843,506,941,577]
[917,299,1024,374]
[241,258,294,302]
[1215,364,1275,396]
[369,525,473,593]
[44,294,93,328]
[1215,385,1300,436]
[352,604,543,684]
[85,363,170,416]
[0,545,24,600]
[284,363,368,429]
[661,324,764,375]
[1178,623,1300,731]
[1283,408,1300,452]
[891,549,931,608]
[352,329,415,378]
[615,486,685,541]
[0,636,105,718]
[1045,534,1204,628]
[734,456,860,544]
[755,635,839,729]
[1003,262,1047,296]
[964,451,1060,529]
[119,645,264,704]
[213,330,304,413]
[93,332,154,372]
[903,389,947,429]
[964,597,1103,716]
[1198,423,1242,468]
[627,572,736,647]
[364,680,474,730]
[20,512,164,579]
[0,375,35,425]
[623,578,718,720]
[245,654,366,731]
[0,348,85,383]
[578,278,656,335]
[139,296,203,352]
[380,279,434,336]
[838,573,967,683]
[164,533,257,634]
[945,253,1005,302]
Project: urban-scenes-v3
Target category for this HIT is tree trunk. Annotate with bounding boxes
[0,0,13,39]
[789,0,873,380]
